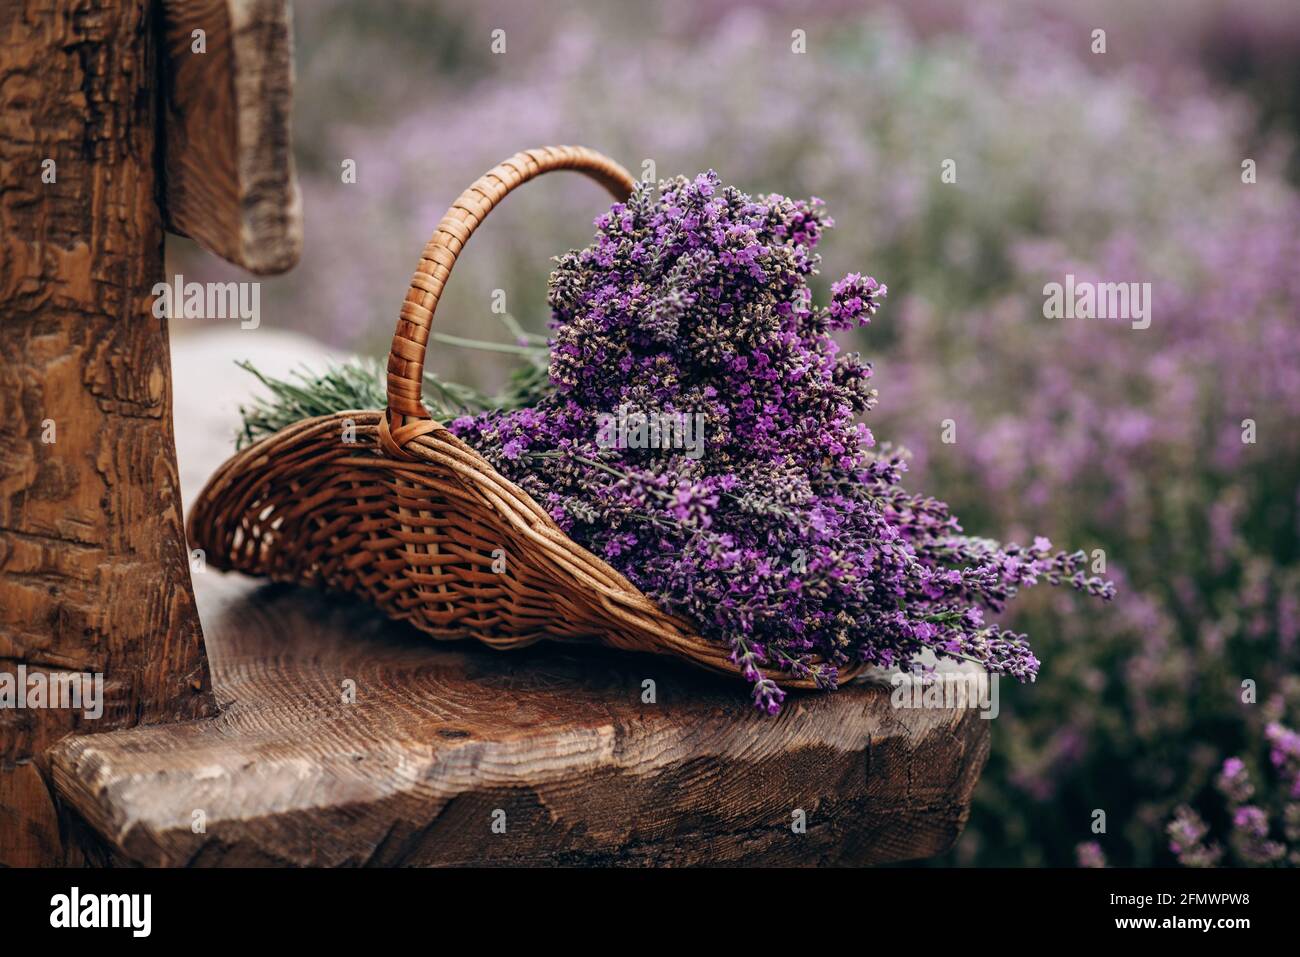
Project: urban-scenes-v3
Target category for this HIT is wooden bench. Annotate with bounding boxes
[53,569,990,867]
[51,329,990,866]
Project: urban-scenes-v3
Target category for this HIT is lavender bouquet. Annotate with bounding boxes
[243,172,1113,713]
[449,173,1113,712]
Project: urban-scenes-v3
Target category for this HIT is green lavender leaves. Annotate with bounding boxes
[234,328,550,450]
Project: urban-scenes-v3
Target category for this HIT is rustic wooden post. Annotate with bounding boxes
[0,0,299,865]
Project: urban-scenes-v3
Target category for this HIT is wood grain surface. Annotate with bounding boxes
[53,572,990,867]
[160,0,301,273]
[0,0,216,867]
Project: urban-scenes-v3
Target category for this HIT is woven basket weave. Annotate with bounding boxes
[188,145,868,689]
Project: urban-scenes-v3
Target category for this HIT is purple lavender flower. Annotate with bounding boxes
[1228,806,1286,865]
[1075,841,1107,868]
[1167,806,1223,868]
[1266,722,1300,799]
[1216,756,1255,805]
[1167,718,1300,867]
[451,174,1111,711]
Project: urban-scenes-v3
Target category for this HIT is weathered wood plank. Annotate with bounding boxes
[52,573,989,867]
[160,0,301,274]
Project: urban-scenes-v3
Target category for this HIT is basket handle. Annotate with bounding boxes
[385,146,635,440]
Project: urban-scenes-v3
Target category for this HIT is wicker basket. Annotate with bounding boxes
[188,145,867,689]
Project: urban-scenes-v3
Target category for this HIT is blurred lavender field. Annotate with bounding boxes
[171,0,1300,866]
